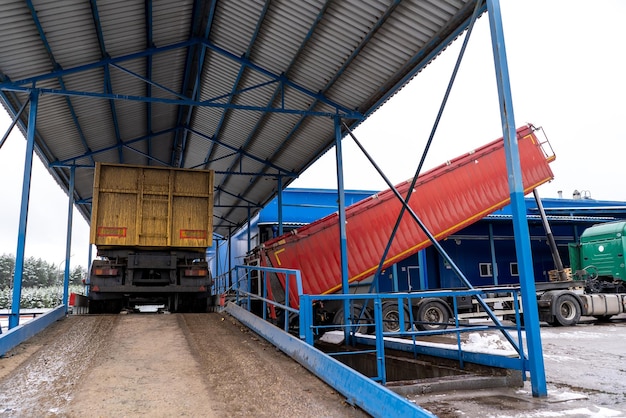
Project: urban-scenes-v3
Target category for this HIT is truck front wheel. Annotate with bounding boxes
[332,304,372,334]
[551,294,581,326]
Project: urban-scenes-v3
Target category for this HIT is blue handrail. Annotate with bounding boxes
[227,264,528,387]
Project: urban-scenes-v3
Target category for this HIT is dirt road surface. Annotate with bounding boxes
[0,312,367,417]
[2,311,625,417]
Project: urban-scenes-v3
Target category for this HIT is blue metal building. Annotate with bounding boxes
[210,188,626,293]
[209,188,377,281]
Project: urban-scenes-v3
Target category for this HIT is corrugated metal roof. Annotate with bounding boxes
[0,0,484,238]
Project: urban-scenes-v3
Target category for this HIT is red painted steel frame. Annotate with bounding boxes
[260,124,555,308]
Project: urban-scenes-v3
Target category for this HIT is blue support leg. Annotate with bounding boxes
[334,115,350,342]
[63,166,75,312]
[9,90,39,330]
[486,0,547,397]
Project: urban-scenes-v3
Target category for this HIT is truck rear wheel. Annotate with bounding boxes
[381,301,411,333]
[551,294,581,326]
[416,300,450,331]
[88,300,103,314]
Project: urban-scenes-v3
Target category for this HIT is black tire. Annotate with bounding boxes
[594,315,613,323]
[333,304,372,334]
[104,299,123,314]
[552,294,581,326]
[88,299,103,314]
[191,297,209,313]
[381,301,411,333]
[416,300,450,331]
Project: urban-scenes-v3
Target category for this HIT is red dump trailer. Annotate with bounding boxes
[248,124,555,313]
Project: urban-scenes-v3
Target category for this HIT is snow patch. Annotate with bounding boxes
[543,354,576,363]
[540,330,605,340]
[547,390,588,403]
[460,332,518,356]
[318,330,345,345]
[495,405,625,417]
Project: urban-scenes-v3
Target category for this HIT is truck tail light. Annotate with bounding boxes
[93,268,119,276]
[184,269,208,277]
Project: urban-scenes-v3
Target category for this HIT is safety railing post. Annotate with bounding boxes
[452,297,464,369]
[512,289,526,376]
[300,294,313,344]
[284,272,290,331]
[262,271,267,320]
[373,296,386,384]
[398,296,406,333]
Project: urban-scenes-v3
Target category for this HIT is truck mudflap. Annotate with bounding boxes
[538,290,584,326]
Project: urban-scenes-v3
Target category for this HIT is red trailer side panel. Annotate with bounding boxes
[261,124,555,307]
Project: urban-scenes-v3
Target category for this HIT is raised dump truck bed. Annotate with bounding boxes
[250,124,555,309]
[88,163,214,312]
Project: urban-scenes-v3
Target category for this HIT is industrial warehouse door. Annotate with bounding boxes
[406,266,421,291]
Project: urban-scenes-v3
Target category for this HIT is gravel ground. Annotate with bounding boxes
[412,315,626,417]
[0,312,367,417]
[2,312,624,417]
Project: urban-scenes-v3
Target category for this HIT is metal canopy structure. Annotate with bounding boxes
[0,0,486,238]
[0,0,550,402]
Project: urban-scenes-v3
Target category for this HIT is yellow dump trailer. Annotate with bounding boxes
[88,163,214,313]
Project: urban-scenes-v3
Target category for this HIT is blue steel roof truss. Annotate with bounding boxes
[173,0,216,168]
[1,37,358,230]
[89,0,124,163]
[0,0,487,239]
[215,1,403,225]
[145,0,153,163]
[198,0,270,170]
[25,0,96,167]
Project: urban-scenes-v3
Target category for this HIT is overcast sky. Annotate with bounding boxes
[1,0,625,268]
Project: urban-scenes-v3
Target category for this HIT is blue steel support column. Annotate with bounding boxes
[486,0,547,397]
[228,228,232,289]
[334,116,350,341]
[277,176,283,236]
[62,166,75,312]
[247,206,251,253]
[488,223,499,285]
[9,90,39,330]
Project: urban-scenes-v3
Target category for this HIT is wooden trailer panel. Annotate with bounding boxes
[90,163,214,251]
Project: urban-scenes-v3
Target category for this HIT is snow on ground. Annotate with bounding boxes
[487,405,624,418]
[325,329,522,356]
[461,331,518,355]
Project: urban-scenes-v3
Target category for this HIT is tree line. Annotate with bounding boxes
[0,253,86,289]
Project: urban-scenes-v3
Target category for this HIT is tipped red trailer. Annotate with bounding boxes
[252,124,555,310]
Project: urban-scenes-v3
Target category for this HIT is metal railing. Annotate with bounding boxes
[299,288,526,384]
[226,264,528,385]
[214,265,302,333]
